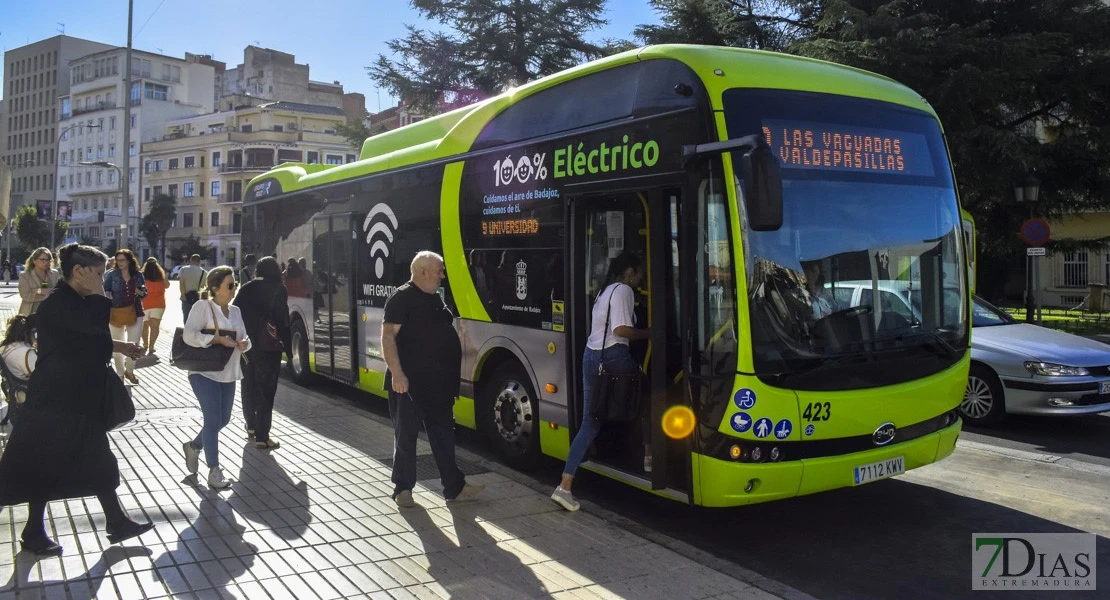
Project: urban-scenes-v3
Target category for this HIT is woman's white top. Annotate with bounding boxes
[586,283,636,350]
[1,342,36,379]
[183,299,251,382]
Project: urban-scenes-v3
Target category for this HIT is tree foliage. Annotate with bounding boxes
[140,193,177,262]
[12,204,68,251]
[636,0,823,50]
[167,235,214,265]
[370,0,609,112]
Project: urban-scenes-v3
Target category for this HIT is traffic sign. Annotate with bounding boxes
[1020,218,1051,246]
[1027,247,1046,256]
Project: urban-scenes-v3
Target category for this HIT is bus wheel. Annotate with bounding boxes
[961,364,1005,426]
[288,319,314,386]
[481,364,542,470]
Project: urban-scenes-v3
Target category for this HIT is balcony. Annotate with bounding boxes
[218,225,242,236]
[72,101,118,116]
[214,193,242,204]
[219,163,274,173]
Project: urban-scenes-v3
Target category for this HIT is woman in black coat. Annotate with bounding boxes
[233,256,290,449]
[0,243,154,555]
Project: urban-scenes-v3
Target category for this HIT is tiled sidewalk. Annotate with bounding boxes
[0,293,790,599]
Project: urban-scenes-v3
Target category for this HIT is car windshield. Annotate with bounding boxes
[971,296,1016,327]
[726,89,969,391]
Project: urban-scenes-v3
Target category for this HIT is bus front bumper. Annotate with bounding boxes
[695,420,962,507]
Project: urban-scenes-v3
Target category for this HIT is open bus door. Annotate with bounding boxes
[568,188,690,498]
[311,213,359,384]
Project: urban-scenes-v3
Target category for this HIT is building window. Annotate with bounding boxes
[212,151,221,166]
[129,143,136,155]
[211,212,219,227]
[169,158,179,170]
[1063,251,1089,288]
[108,170,115,184]
[110,116,116,130]
[97,145,104,159]
[129,168,136,182]
[96,171,103,184]
[183,182,195,197]
[307,151,318,164]
[184,156,195,169]
[182,213,193,228]
[346,154,356,163]
[85,172,91,186]
[240,124,253,133]
[86,147,92,160]
[108,144,115,158]
[153,186,162,196]
[168,184,178,197]
[211,181,221,197]
[325,154,343,165]
[130,114,137,128]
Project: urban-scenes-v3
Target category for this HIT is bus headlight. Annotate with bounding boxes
[769,447,781,462]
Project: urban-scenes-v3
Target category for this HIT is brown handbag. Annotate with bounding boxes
[109,305,137,327]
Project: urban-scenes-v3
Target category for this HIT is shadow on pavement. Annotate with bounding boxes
[152,487,257,595]
[229,441,311,540]
[965,413,1110,461]
[1,546,153,597]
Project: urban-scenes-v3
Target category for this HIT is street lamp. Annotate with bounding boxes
[1014,172,1042,323]
[79,160,127,249]
[53,123,102,248]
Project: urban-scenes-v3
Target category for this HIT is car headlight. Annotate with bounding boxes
[1023,361,1089,377]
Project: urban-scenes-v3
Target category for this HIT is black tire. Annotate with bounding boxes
[961,363,1006,426]
[288,318,315,386]
[478,363,542,470]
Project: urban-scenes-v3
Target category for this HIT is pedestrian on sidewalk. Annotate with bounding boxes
[140,257,167,355]
[181,266,251,490]
[0,243,154,556]
[238,253,257,283]
[178,254,206,319]
[17,248,62,316]
[551,252,651,512]
[233,256,289,448]
[104,249,146,385]
[382,251,484,508]
[0,314,38,425]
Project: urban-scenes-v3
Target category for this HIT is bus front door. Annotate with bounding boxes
[569,189,689,496]
[311,214,358,384]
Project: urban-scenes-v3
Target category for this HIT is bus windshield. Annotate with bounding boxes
[724,89,968,391]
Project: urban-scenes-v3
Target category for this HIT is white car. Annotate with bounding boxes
[169,265,184,280]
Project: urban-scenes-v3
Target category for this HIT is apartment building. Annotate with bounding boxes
[220,46,367,124]
[143,101,353,268]
[58,49,217,252]
[2,35,114,225]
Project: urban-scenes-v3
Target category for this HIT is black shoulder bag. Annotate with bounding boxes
[256,287,285,352]
[104,369,135,431]
[170,302,237,371]
[589,283,643,422]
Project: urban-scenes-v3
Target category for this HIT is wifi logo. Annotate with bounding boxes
[362,203,399,279]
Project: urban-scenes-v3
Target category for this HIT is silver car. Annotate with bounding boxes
[963,296,1110,425]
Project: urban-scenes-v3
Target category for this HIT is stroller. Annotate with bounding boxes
[0,351,32,427]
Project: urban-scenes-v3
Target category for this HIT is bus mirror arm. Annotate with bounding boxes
[682,134,784,232]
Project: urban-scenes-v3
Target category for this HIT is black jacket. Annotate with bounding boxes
[233,278,291,352]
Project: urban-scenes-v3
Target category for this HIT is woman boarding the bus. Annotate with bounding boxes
[552,252,651,512]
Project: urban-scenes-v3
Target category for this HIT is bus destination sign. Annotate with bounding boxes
[762,120,934,177]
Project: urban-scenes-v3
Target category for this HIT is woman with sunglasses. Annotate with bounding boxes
[18,248,62,316]
[180,266,250,490]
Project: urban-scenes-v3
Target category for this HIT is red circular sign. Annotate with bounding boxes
[1020,218,1050,246]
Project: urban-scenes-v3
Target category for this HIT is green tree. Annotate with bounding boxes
[334,119,389,152]
[139,193,177,262]
[168,235,215,265]
[370,0,609,112]
[12,204,68,251]
[635,0,822,50]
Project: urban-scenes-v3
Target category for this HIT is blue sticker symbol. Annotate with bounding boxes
[804,424,816,436]
[734,389,757,410]
[730,412,753,433]
[774,419,793,440]
[753,417,773,438]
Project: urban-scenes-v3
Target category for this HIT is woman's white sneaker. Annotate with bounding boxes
[551,486,580,512]
[207,466,232,490]
[182,441,199,475]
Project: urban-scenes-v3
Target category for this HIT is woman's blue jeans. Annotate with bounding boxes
[563,344,638,477]
[188,374,236,468]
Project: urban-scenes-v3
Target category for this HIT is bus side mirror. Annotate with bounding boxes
[741,146,783,231]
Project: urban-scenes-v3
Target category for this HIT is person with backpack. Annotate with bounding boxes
[0,314,37,426]
[178,254,206,320]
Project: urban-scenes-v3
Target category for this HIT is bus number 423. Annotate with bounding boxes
[803,402,831,422]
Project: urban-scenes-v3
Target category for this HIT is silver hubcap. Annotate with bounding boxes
[962,375,994,419]
[493,379,534,445]
[291,330,304,376]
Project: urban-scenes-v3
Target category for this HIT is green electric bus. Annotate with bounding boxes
[243,44,970,507]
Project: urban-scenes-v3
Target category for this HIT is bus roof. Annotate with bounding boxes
[248,45,936,196]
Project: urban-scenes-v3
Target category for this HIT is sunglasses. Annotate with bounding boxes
[225,281,237,291]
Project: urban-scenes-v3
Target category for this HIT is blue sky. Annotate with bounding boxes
[1,0,660,111]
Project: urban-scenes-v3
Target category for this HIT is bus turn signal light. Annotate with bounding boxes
[545,383,557,394]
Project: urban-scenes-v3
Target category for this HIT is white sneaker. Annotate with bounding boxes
[183,440,199,475]
[207,466,231,490]
[394,490,415,508]
[551,486,580,512]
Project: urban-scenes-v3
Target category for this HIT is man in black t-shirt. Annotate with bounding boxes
[381,251,484,508]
